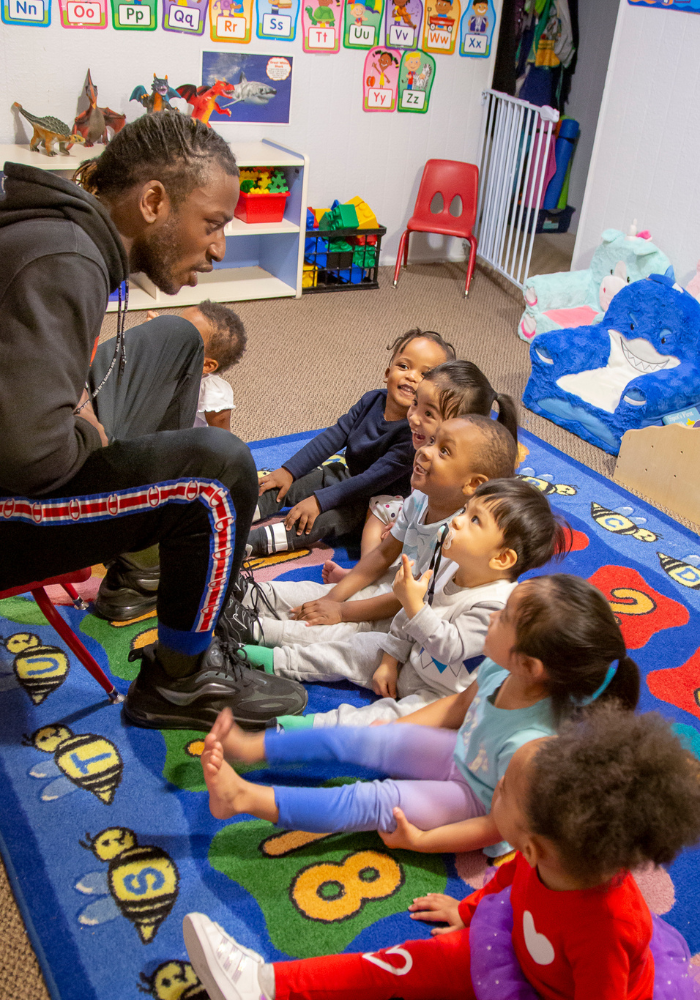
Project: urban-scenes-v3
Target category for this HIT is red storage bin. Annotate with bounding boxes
[234,191,290,224]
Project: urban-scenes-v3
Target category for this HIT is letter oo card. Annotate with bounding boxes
[363,46,400,112]
[58,0,107,26]
[397,49,434,113]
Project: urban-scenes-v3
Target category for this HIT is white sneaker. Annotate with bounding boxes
[183,913,266,1000]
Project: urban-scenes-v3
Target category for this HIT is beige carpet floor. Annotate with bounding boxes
[2,234,696,999]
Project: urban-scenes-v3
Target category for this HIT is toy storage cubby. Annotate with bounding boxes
[0,138,308,310]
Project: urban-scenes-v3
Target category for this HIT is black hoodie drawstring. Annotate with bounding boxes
[74,279,130,413]
[426,523,450,607]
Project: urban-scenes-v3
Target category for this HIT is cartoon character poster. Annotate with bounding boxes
[209,0,251,40]
[459,0,494,56]
[422,0,459,53]
[343,0,384,48]
[256,0,299,39]
[201,51,293,123]
[397,48,434,112]
[162,0,208,32]
[362,46,400,111]
[384,0,420,47]
[57,0,107,26]
[2,0,50,27]
[628,0,700,11]
[111,0,156,29]
[302,0,340,50]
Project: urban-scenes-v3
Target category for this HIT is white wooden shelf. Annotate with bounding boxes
[1,138,309,309]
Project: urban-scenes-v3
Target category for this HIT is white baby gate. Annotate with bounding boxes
[475,89,559,289]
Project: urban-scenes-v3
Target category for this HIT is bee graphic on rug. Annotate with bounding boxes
[0,631,70,704]
[23,724,123,804]
[591,502,660,543]
[657,552,700,591]
[517,468,577,496]
[138,960,207,999]
[76,827,179,943]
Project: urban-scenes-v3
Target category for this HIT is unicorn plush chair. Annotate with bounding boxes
[518,226,672,342]
[523,273,700,455]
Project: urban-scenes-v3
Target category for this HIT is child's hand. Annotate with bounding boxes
[259,467,293,501]
[146,309,160,320]
[372,656,398,699]
[285,496,321,535]
[290,598,343,626]
[379,807,425,850]
[392,554,432,618]
[408,893,465,935]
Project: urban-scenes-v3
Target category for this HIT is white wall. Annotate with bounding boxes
[0,7,501,264]
[561,0,618,232]
[573,0,700,285]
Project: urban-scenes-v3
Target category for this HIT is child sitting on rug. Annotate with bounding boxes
[199,573,639,859]
[323,359,519,583]
[147,301,247,431]
[239,478,567,729]
[219,414,518,652]
[183,705,700,1000]
[247,329,455,558]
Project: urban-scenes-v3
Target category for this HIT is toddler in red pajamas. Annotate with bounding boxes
[184,706,700,1000]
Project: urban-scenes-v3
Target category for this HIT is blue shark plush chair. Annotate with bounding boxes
[522,274,700,455]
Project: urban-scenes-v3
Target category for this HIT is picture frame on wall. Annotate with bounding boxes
[202,51,293,124]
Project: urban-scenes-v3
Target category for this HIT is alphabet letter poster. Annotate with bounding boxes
[302,0,340,51]
[209,0,252,40]
[256,0,299,40]
[362,46,400,111]
[163,0,208,33]
[628,0,700,11]
[459,0,494,56]
[58,0,107,26]
[2,0,50,26]
[397,48,434,112]
[344,0,384,48]
[111,0,156,28]
[422,0,459,53]
[384,0,421,47]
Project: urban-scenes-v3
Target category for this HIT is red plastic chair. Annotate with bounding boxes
[0,568,122,703]
[394,159,479,297]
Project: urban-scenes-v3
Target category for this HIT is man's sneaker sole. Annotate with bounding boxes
[93,593,158,622]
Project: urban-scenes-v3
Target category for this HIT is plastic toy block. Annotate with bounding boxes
[306,208,318,230]
[240,179,256,193]
[347,196,378,229]
[314,208,329,225]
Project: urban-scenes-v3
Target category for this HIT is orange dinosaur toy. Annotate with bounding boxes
[176,80,235,126]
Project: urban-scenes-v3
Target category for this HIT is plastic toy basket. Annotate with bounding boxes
[303,225,387,293]
[234,191,290,224]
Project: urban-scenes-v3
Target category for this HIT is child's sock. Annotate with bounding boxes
[277,713,315,731]
[157,624,213,678]
[242,644,275,674]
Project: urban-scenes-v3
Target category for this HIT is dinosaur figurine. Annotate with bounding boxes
[305,0,336,25]
[12,103,86,157]
[73,70,126,147]
[130,75,181,114]
[176,80,235,126]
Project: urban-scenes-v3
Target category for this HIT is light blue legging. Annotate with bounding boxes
[264,724,485,834]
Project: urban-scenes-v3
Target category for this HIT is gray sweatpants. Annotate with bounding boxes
[244,576,394,647]
[272,631,448,727]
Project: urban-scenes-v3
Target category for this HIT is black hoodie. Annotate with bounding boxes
[0,162,128,497]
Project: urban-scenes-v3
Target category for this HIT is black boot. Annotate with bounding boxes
[122,638,307,731]
[94,554,160,622]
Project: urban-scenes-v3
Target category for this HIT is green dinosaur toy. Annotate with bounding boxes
[13,103,86,157]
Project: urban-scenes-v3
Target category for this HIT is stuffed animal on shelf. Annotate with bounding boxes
[518,224,672,343]
[73,70,126,147]
[523,273,700,455]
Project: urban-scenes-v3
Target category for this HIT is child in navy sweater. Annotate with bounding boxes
[248,329,454,556]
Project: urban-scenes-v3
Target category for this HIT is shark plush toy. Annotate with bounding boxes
[518,226,672,342]
[523,273,700,455]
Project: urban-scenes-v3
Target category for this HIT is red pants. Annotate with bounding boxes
[273,928,475,1000]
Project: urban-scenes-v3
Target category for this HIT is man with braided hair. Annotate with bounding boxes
[0,111,307,730]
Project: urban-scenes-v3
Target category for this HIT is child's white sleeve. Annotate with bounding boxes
[199,375,235,415]
[401,602,502,667]
[378,608,414,662]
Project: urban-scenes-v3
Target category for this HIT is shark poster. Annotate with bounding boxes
[628,0,700,11]
[202,51,293,123]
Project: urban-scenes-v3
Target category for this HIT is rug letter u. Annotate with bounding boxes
[362,946,413,975]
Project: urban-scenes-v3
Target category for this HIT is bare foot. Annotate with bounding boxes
[322,560,350,585]
[210,708,266,763]
[201,736,251,819]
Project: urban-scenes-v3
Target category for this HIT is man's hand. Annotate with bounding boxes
[379,807,425,850]
[290,597,344,626]
[285,495,321,535]
[372,655,398,698]
[408,893,465,935]
[75,389,108,447]
[258,466,293,501]
[393,554,432,619]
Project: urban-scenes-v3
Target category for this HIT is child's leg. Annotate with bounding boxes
[271,632,385,686]
[310,688,438,728]
[273,929,475,1000]
[360,512,386,557]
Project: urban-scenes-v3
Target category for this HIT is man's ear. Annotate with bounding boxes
[203,357,219,375]
[490,547,517,574]
[462,474,488,497]
[138,180,170,225]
